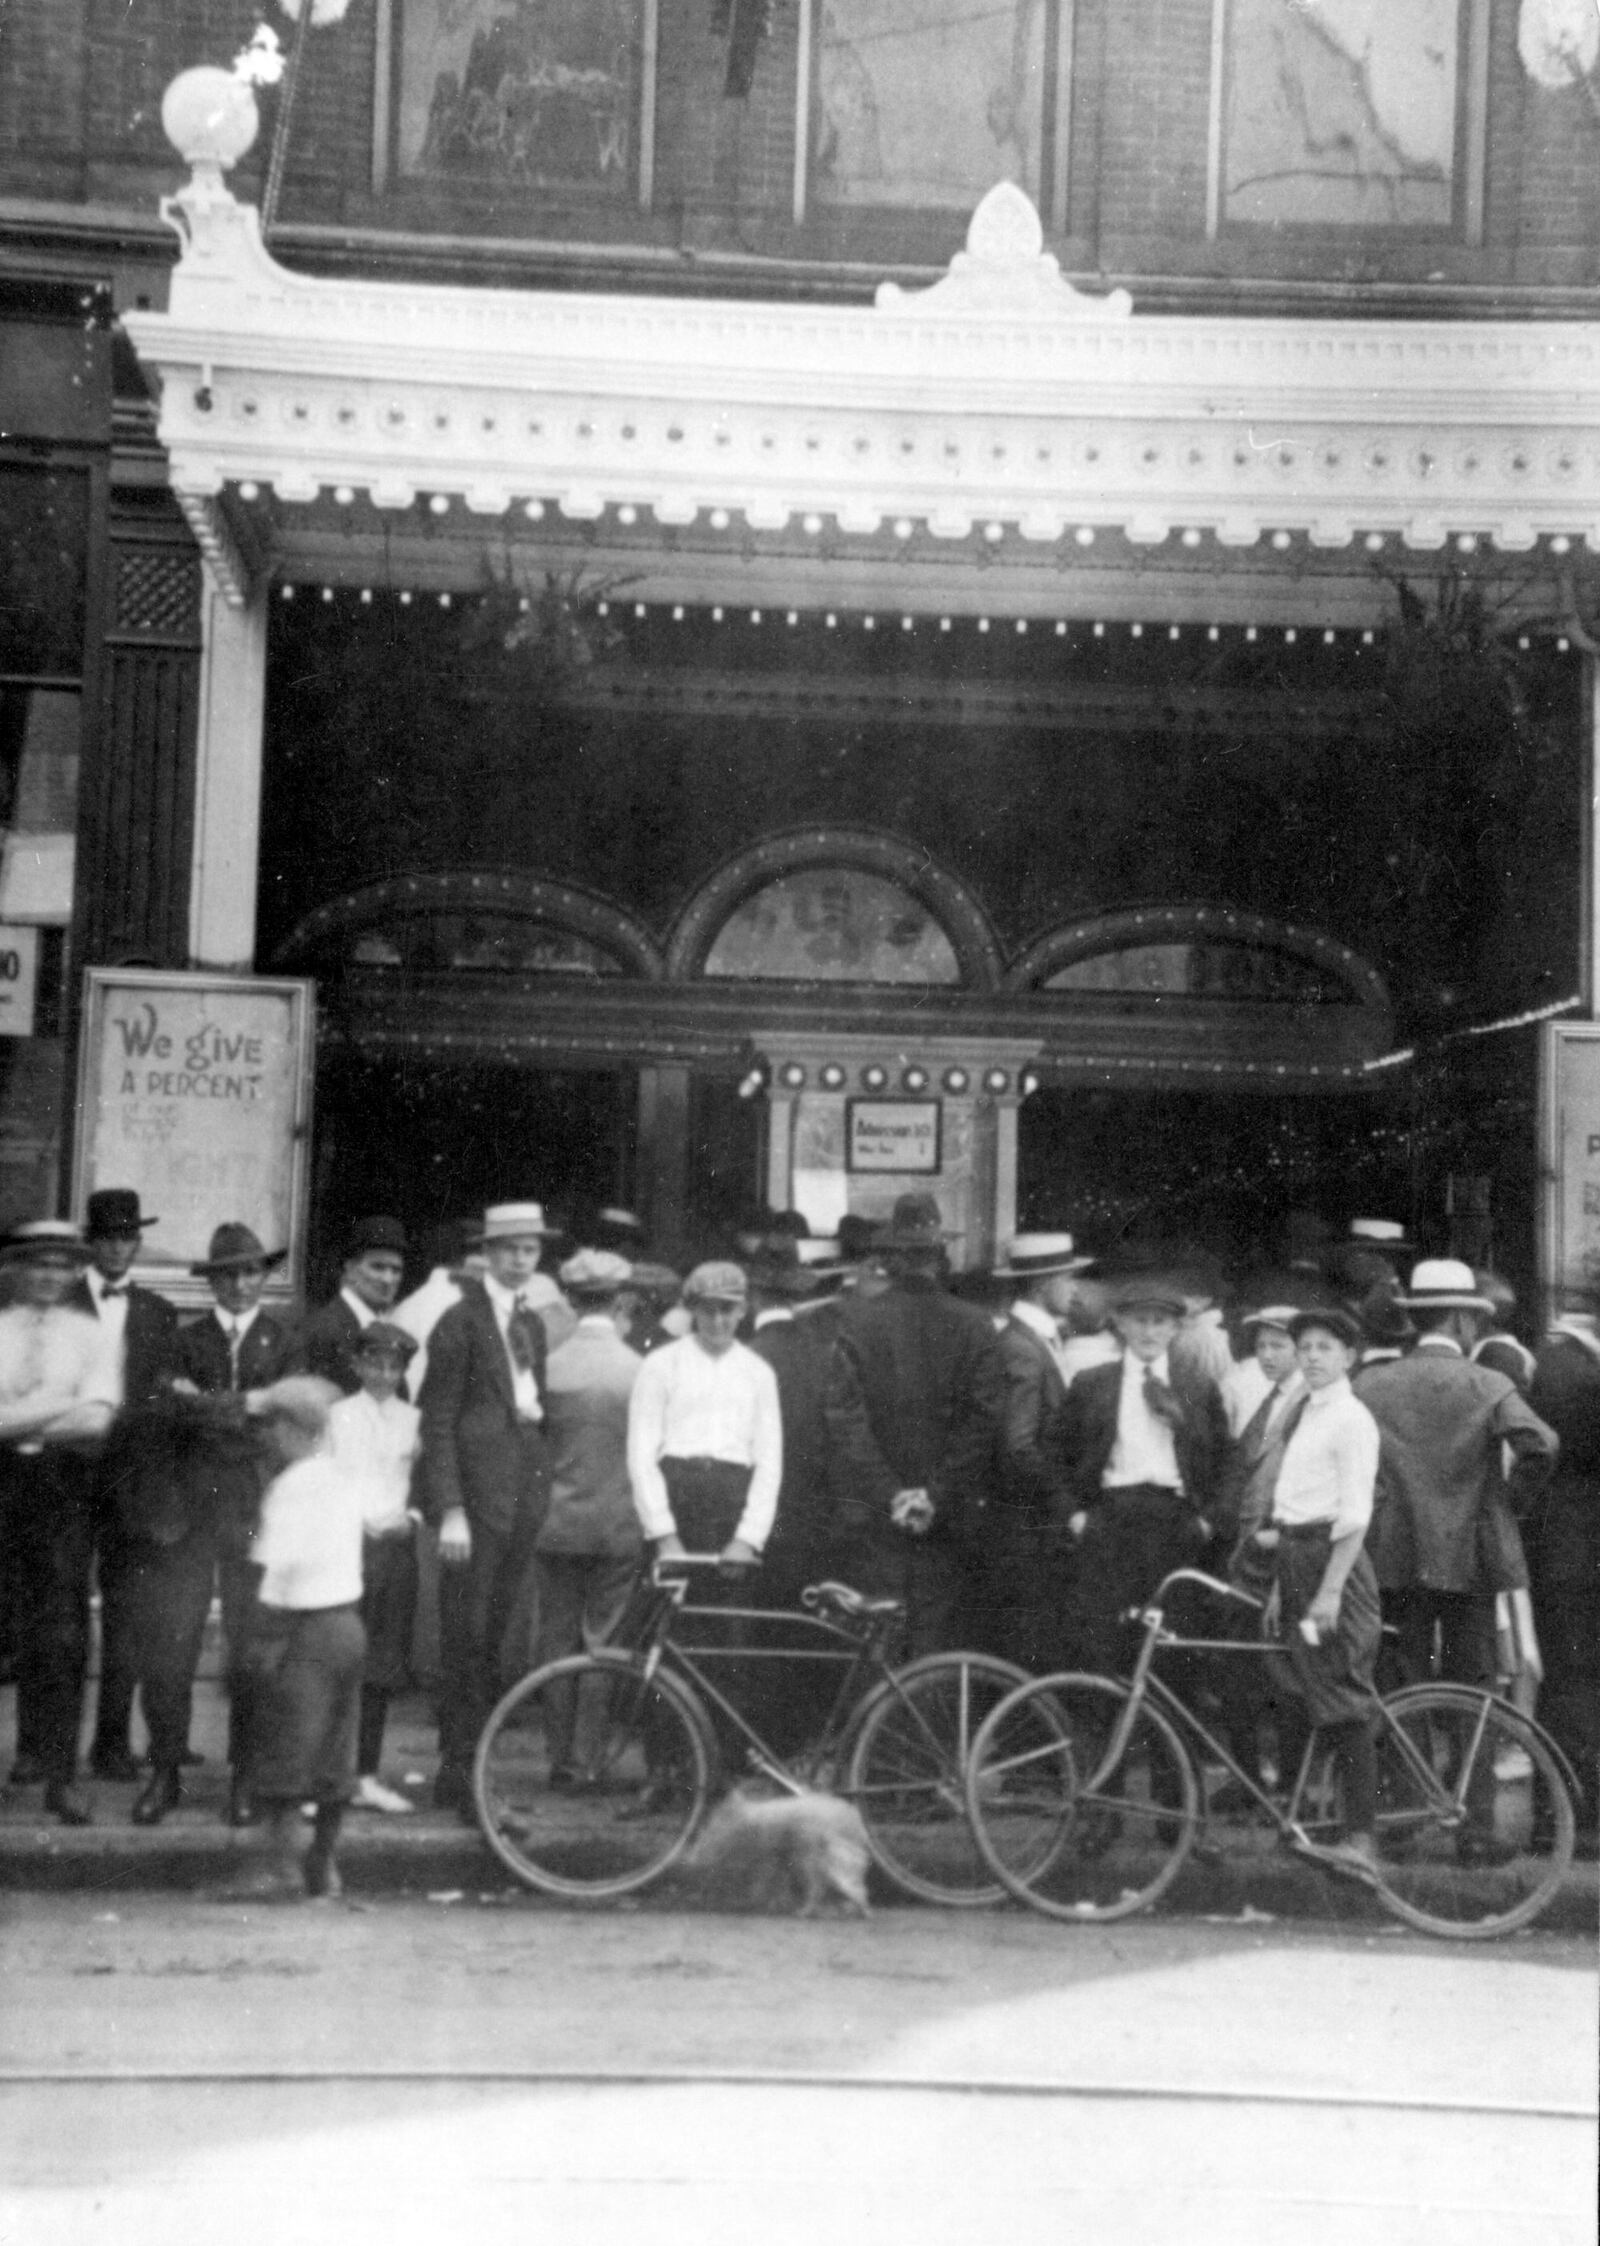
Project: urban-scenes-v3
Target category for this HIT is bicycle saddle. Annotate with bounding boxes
[802,1579,903,1619]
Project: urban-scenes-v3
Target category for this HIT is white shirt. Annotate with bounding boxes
[0,1302,119,1452]
[626,1334,783,1549]
[253,1451,366,1609]
[481,1272,545,1424]
[1104,1350,1183,1491]
[84,1269,131,1405]
[338,1285,379,1330]
[328,1388,420,1537]
[1271,1376,1379,1539]
[1058,1331,1121,1385]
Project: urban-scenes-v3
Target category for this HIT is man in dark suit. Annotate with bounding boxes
[167,1222,299,1825]
[417,1200,555,1816]
[746,1239,836,1608]
[824,1194,1005,1659]
[1056,1273,1231,1676]
[74,1189,180,1786]
[296,1215,409,1395]
[989,1232,1096,1672]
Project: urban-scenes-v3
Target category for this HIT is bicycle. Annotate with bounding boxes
[963,1567,1580,1940]
[472,1556,1031,1905]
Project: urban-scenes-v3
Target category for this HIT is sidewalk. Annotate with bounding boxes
[3,1672,1594,1929]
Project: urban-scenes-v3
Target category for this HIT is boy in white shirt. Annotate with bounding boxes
[328,1322,422,1814]
[225,1377,364,1901]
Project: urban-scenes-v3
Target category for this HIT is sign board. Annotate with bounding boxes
[1541,1021,1600,1317]
[73,969,315,1306]
[846,1098,942,1174]
[0,926,39,1036]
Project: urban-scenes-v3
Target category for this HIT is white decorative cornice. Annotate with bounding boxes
[171,486,258,608]
[123,152,1600,602]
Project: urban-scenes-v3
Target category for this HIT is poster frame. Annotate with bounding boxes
[70,968,316,1310]
[846,1096,943,1175]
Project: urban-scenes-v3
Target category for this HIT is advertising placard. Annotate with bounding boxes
[846,1098,942,1174]
[1541,1021,1600,1317]
[72,970,315,1304]
[0,926,39,1037]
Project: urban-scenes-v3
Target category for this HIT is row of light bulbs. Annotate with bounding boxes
[276,585,1572,652]
[737,1060,1040,1098]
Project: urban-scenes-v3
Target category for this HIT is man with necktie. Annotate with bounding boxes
[1056,1272,1231,1677]
[171,1223,299,1825]
[73,1189,180,1787]
[417,1201,556,1817]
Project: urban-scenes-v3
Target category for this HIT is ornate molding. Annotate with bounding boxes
[272,868,666,979]
[171,487,259,608]
[124,169,1600,561]
[875,183,1132,323]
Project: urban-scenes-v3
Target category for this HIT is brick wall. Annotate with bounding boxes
[3,0,1598,295]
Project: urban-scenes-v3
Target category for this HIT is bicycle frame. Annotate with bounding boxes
[622,1560,903,1795]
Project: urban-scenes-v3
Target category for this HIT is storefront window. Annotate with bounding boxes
[346,912,622,976]
[0,687,78,925]
[1044,942,1346,1003]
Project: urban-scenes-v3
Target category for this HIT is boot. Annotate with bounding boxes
[211,1804,303,1901]
[304,1801,346,1900]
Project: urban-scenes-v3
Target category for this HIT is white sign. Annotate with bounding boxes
[73,969,315,1304]
[0,926,39,1037]
[847,1098,942,1174]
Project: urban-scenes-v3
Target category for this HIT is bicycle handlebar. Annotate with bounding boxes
[1123,1567,1266,1624]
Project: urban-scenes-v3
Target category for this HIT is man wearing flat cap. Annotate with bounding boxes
[0,1221,119,1823]
[824,1194,1005,1658]
[416,1202,559,1815]
[296,1215,410,1396]
[1056,1269,1231,1677]
[70,1189,180,1787]
[1356,1260,1557,1766]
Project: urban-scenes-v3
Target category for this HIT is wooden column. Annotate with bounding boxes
[637,1062,692,1261]
[189,583,268,972]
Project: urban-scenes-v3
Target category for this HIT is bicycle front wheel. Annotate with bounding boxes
[473,1650,716,1899]
[1371,1685,1576,1939]
[843,1652,1032,1905]
[966,1672,1199,1923]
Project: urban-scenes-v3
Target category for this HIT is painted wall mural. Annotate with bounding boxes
[813,0,1053,211]
[703,870,961,984]
[1223,0,1462,228]
[398,0,640,192]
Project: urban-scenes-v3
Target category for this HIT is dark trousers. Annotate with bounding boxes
[127,1526,218,1773]
[1071,1484,1205,1678]
[1380,1587,1497,1695]
[90,1512,139,1761]
[220,1551,261,1773]
[359,1532,420,1776]
[834,1526,964,1662]
[246,1603,366,1805]
[1,1450,95,1784]
[436,1504,543,1777]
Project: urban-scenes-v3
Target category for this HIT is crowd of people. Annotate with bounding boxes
[0,1183,1595,1899]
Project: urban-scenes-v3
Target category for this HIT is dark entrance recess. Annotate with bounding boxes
[1018,1085,1413,1268]
[308,1049,634,1291]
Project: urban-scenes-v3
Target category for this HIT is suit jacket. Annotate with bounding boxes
[1216,1377,1307,1546]
[1357,1345,1557,1592]
[823,1275,1004,1540]
[1056,1355,1231,1525]
[538,1317,643,1559]
[295,1294,366,1396]
[151,1306,300,1549]
[1528,1329,1600,1590]
[996,1316,1071,1519]
[750,1311,835,1557]
[71,1276,181,1529]
[416,1280,550,1536]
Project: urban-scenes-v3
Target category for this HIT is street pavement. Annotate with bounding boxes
[1,1894,1594,2246]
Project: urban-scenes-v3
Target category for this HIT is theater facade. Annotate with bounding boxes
[4,2,1599,1299]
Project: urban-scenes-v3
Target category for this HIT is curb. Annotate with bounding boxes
[1,1820,1594,1933]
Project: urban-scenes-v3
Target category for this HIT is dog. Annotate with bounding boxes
[688,1788,872,1917]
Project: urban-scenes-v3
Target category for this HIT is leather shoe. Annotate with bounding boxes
[90,1747,142,1785]
[44,1781,94,1828]
[132,1770,183,1826]
[226,1783,260,1829]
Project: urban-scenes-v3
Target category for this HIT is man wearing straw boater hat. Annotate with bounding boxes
[986,1232,1096,1670]
[824,1193,1005,1657]
[417,1201,559,1817]
[0,1220,118,1824]
[1356,1258,1557,1838]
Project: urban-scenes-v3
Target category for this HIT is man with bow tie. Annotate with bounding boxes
[1056,1273,1231,1677]
[417,1201,556,1817]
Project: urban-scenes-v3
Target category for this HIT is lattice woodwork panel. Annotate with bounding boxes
[113,547,200,640]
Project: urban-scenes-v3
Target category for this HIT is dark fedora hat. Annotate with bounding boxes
[345,1214,408,1259]
[190,1222,288,1277]
[84,1188,158,1237]
[745,1238,820,1298]
[878,1192,960,1248]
